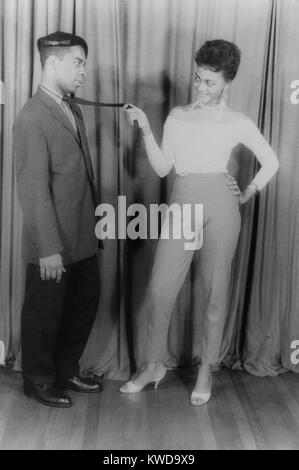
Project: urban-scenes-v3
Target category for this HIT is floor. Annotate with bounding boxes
[0,366,299,450]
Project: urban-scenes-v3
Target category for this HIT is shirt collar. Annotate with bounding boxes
[39,83,65,105]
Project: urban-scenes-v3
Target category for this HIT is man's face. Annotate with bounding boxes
[54,45,87,94]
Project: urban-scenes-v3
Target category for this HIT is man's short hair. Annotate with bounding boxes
[37,31,88,68]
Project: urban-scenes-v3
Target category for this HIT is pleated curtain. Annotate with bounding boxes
[0,0,298,379]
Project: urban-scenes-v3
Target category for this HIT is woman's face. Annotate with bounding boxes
[193,66,230,107]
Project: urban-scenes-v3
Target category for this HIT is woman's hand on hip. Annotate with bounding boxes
[226,175,257,205]
[123,104,152,136]
[226,174,241,197]
[238,186,257,205]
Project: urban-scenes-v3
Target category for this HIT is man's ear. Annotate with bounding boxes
[47,55,59,71]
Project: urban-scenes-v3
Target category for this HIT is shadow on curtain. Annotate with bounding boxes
[0,0,298,380]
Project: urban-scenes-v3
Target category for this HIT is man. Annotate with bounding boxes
[14,31,102,408]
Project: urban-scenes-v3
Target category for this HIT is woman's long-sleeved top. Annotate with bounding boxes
[143,113,279,190]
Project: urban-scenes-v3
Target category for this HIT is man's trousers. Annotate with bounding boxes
[21,254,100,384]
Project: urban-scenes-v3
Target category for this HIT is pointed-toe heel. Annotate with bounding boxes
[119,380,143,394]
[154,375,165,390]
[190,390,211,406]
[191,374,212,406]
[119,369,166,394]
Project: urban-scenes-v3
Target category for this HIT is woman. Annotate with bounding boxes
[120,40,279,405]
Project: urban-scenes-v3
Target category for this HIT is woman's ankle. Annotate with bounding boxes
[196,365,211,384]
[198,364,211,374]
[146,362,164,372]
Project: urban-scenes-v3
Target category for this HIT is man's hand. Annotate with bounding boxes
[39,253,66,282]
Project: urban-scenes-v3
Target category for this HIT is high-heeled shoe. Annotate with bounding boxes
[190,374,212,406]
[119,368,166,394]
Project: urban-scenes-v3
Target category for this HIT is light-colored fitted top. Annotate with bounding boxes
[144,114,279,191]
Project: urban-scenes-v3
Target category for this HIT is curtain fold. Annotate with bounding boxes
[242,0,299,375]
[0,0,298,380]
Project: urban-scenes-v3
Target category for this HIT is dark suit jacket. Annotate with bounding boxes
[14,86,99,265]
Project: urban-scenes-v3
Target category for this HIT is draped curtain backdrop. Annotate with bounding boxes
[0,0,298,379]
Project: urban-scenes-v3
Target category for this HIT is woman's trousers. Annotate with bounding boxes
[145,173,241,365]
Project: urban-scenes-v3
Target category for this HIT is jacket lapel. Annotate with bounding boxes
[37,87,81,146]
[69,103,95,184]
[37,87,95,186]
[71,106,98,206]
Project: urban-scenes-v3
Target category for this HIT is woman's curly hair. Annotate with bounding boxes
[195,40,241,81]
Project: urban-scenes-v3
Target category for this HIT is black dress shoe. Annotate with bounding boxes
[57,376,103,393]
[80,373,104,385]
[24,381,73,408]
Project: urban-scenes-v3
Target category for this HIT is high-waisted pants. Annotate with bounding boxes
[145,173,241,365]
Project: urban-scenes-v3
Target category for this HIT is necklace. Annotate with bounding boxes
[194,99,224,110]
[187,98,225,123]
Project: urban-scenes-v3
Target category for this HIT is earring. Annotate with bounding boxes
[222,87,228,103]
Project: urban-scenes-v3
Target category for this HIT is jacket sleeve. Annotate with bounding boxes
[14,115,64,258]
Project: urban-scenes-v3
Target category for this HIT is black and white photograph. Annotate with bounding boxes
[0,0,299,452]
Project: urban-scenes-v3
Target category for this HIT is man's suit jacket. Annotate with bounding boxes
[14,86,99,265]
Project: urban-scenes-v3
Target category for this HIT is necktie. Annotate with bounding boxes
[63,96,139,142]
[66,97,138,131]
[61,95,78,133]
[68,96,126,108]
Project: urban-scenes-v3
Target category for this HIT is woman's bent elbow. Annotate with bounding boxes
[157,167,171,178]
